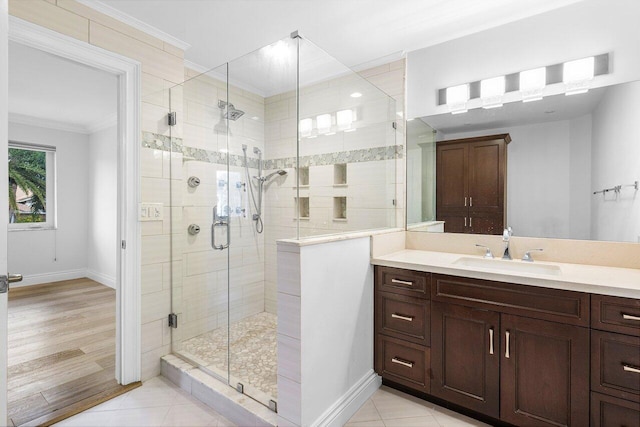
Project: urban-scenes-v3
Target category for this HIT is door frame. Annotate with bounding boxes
[7,17,142,385]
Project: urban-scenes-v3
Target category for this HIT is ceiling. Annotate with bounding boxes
[8,41,117,133]
[99,0,585,72]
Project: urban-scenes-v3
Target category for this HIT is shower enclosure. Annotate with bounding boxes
[162,33,399,409]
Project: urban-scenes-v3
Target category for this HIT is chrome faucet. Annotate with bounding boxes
[522,248,543,262]
[502,227,513,260]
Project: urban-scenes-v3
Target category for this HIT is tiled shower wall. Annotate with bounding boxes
[172,68,268,347]
[263,59,406,314]
[10,0,185,380]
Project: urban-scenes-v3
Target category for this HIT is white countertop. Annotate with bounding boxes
[372,249,640,298]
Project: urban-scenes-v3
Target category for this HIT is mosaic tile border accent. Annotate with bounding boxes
[142,131,403,170]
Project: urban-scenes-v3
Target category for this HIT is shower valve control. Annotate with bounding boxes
[187,176,201,188]
[188,224,201,235]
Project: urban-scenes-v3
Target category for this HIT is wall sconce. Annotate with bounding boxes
[299,118,313,137]
[520,67,546,102]
[480,76,505,109]
[446,84,469,114]
[316,114,332,134]
[563,56,594,95]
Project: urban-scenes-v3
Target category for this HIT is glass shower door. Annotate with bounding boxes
[224,35,299,410]
[169,64,231,386]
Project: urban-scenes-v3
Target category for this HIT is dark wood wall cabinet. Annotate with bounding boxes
[436,134,510,235]
[374,265,640,427]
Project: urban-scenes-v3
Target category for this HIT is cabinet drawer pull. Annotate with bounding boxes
[464,197,467,207]
[489,327,494,355]
[391,357,414,368]
[391,313,414,322]
[470,197,473,207]
[505,331,510,359]
[464,217,467,227]
[391,279,413,286]
[623,365,640,374]
[622,313,640,321]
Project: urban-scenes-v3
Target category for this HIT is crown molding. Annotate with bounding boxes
[9,112,90,134]
[87,111,118,133]
[184,60,269,98]
[74,0,191,51]
[184,59,210,75]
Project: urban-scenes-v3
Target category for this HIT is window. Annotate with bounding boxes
[8,142,56,230]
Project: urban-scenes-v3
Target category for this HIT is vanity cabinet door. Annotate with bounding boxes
[467,139,506,235]
[431,302,500,419]
[500,314,589,427]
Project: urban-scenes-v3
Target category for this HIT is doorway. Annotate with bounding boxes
[1,16,142,424]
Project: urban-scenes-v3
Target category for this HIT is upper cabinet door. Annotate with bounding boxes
[436,142,468,210]
[467,139,506,212]
[500,314,589,427]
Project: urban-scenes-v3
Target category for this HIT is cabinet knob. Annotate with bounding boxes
[391,313,414,322]
[391,357,414,368]
[489,327,494,355]
[391,279,413,286]
[505,330,510,359]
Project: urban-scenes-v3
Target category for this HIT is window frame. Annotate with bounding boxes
[8,141,57,231]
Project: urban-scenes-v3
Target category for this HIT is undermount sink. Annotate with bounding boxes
[453,257,562,276]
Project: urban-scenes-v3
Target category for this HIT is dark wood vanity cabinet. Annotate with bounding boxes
[374,267,431,393]
[431,302,500,418]
[590,294,640,426]
[436,134,510,235]
[374,266,600,426]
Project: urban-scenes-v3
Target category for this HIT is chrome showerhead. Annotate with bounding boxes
[218,100,245,121]
[255,169,287,182]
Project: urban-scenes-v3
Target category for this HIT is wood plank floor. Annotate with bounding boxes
[7,278,130,426]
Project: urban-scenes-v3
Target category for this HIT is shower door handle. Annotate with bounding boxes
[212,206,230,250]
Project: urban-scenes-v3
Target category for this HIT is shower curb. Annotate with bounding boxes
[161,354,277,427]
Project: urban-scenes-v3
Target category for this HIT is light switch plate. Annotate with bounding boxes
[139,203,164,221]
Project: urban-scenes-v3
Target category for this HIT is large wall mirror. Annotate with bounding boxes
[405,0,640,243]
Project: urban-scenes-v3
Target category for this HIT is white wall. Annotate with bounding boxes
[591,81,640,242]
[277,237,379,427]
[8,122,89,285]
[87,125,117,288]
[407,0,640,118]
[444,117,592,239]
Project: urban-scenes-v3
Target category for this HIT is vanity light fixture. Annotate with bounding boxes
[563,56,594,95]
[336,109,355,131]
[446,84,469,114]
[350,92,362,98]
[480,76,505,109]
[299,118,313,137]
[520,67,546,102]
[316,113,332,134]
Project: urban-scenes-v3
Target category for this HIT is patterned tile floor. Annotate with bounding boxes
[180,312,278,402]
[347,386,492,427]
[53,376,235,427]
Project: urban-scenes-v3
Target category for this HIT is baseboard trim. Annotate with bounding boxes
[86,269,116,289]
[311,370,382,427]
[11,269,87,288]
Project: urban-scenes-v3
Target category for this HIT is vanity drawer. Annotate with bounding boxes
[592,294,640,337]
[375,334,430,393]
[376,292,430,346]
[376,266,430,298]
[591,392,640,427]
[431,274,590,326]
[591,330,640,403]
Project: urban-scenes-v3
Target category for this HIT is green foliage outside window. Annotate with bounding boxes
[8,147,47,223]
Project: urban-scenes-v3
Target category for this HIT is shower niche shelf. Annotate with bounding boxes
[299,166,310,187]
[296,197,310,220]
[333,196,347,221]
[334,164,347,186]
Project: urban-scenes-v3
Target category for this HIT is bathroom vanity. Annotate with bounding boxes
[372,251,640,427]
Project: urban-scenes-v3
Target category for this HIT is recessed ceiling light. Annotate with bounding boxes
[350,92,362,98]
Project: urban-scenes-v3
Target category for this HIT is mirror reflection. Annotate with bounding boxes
[407,79,640,243]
